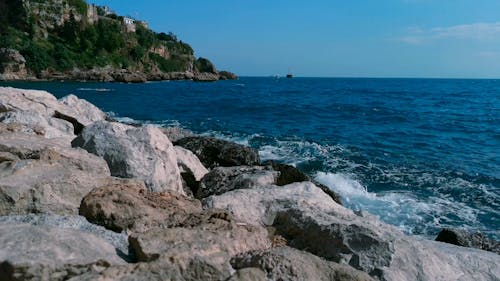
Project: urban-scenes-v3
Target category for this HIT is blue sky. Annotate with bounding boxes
[89,1,500,78]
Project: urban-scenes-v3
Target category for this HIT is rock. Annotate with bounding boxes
[0,131,70,159]
[0,224,126,281]
[58,94,107,126]
[194,57,217,73]
[204,182,500,280]
[197,166,278,199]
[0,133,111,215]
[111,70,147,83]
[79,180,202,233]
[174,146,209,182]
[227,268,266,281]
[436,228,500,254]
[0,48,29,81]
[69,67,114,82]
[129,216,271,277]
[0,110,75,141]
[0,87,107,135]
[264,160,342,205]
[203,182,338,226]
[175,136,260,168]
[0,214,131,261]
[218,71,238,80]
[72,121,184,193]
[231,247,375,281]
[159,126,194,142]
[193,72,219,82]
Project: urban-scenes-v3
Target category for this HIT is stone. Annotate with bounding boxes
[435,228,500,254]
[159,126,194,142]
[193,72,219,82]
[0,48,28,81]
[0,214,131,261]
[231,247,375,281]
[218,71,238,80]
[204,182,500,281]
[111,70,147,83]
[175,136,260,168]
[0,134,111,215]
[227,268,266,281]
[264,160,342,205]
[58,94,107,126]
[80,181,202,233]
[197,166,278,199]
[129,217,271,277]
[0,110,75,141]
[72,121,184,193]
[0,224,125,281]
[175,146,209,182]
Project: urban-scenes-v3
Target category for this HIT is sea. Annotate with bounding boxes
[2,77,499,240]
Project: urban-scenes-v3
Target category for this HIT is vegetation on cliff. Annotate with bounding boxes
[0,0,230,80]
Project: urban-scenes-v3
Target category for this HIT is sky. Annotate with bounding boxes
[89,0,500,78]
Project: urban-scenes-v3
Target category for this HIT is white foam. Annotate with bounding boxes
[77,88,113,92]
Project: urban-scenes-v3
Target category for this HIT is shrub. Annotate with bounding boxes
[21,42,50,75]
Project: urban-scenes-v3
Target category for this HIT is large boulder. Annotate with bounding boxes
[174,146,209,195]
[0,133,111,215]
[0,87,107,132]
[197,166,278,199]
[72,121,184,193]
[175,136,260,168]
[436,228,500,254]
[231,247,374,281]
[204,182,500,281]
[0,224,126,280]
[80,180,203,233]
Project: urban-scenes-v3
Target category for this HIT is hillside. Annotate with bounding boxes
[0,0,237,82]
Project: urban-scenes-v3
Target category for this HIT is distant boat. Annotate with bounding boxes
[286,73,293,78]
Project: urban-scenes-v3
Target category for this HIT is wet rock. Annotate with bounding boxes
[231,247,374,281]
[79,180,202,233]
[0,134,111,215]
[175,136,260,169]
[264,160,342,205]
[72,121,184,193]
[436,228,500,254]
[0,224,126,280]
[197,166,278,199]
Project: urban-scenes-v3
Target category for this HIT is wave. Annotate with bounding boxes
[77,88,114,92]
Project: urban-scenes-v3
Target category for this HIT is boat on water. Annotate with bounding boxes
[286,73,293,78]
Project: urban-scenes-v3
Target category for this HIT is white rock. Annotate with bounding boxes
[72,121,184,194]
[174,146,208,181]
[58,94,107,126]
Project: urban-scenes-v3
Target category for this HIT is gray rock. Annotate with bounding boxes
[0,48,29,81]
[0,133,111,215]
[80,180,202,233]
[175,146,209,182]
[0,214,130,260]
[175,136,260,169]
[72,121,184,194]
[197,166,278,199]
[0,224,126,280]
[227,268,266,281]
[58,94,107,126]
[231,247,375,281]
[436,228,500,254]
[193,72,219,82]
[160,126,194,142]
[204,182,500,281]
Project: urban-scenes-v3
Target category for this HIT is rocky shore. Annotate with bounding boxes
[0,86,499,281]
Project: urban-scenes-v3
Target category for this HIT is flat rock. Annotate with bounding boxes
[231,247,374,281]
[0,224,125,280]
[160,126,194,142]
[436,228,500,254]
[175,136,260,168]
[80,180,202,233]
[197,166,278,199]
[0,110,74,141]
[0,134,111,215]
[72,121,184,193]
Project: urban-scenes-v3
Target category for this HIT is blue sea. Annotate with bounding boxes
[2,77,499,239]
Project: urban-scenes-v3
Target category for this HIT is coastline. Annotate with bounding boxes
[0,86,499,280]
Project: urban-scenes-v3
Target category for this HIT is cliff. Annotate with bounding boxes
[0,0,236,82]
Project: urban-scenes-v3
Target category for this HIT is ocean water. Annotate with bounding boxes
[2,77,499,239]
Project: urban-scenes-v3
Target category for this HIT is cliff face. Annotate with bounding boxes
[0,0,236,82]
